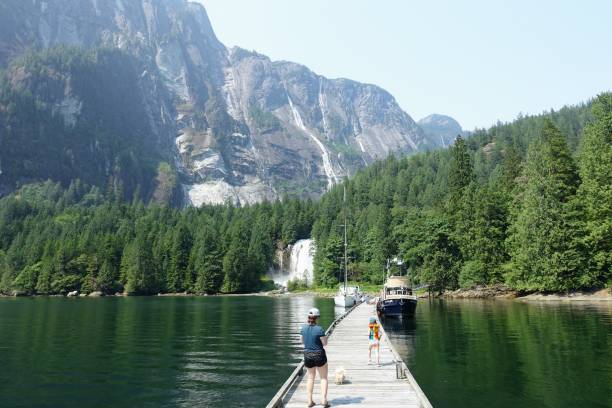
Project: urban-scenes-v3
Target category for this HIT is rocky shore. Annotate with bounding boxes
[442,284,517,299]
[516,288,612,302]
[3,287,610,302]
[441,285,612,302]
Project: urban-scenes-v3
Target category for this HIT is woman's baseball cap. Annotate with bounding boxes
[308,308,321,317]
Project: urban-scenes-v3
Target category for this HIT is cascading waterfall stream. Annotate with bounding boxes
[287,96,338,190]
[318,78,329,132]
[269,239,314,287]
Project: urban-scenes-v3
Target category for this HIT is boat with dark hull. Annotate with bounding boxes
[377,276,418,318]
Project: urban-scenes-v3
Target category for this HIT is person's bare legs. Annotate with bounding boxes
[306,367,316,406]
[317,363,329,405]
[368,343,373,363]
[376,343,380,365]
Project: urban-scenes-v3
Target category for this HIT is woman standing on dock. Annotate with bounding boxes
[300,308,330,407]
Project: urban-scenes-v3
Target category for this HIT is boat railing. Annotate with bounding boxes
[378,319,433,408]
[265,303,360,408]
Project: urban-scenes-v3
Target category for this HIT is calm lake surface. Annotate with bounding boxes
[0,296,610,408]
[0,296,337,408]
[384,299,612,408]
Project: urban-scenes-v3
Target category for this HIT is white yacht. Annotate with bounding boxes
[334,285,357,307]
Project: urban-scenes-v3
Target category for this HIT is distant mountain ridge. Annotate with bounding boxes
[418,114,465,148]
[0,0,445,205]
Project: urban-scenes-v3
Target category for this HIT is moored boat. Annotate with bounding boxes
[334,285,362,307]
[377,276,418,317]
[334,288,356,307]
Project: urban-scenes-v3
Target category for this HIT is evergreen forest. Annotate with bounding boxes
[0,94,610,295]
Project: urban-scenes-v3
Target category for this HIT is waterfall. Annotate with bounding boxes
[287,96,338,190]
[269,239,314,287]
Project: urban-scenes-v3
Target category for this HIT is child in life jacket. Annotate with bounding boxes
[368,316,382,366]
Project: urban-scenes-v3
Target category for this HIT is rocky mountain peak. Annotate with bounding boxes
[0,0,445,206]
[417,114,464,148]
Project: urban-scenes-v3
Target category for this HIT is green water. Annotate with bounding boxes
[0,296,337,408]
[0,297,610,407]
[384,299,612,408]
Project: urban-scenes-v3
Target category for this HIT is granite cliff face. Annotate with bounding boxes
[0,0,439,205]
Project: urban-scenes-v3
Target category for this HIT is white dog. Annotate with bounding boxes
[334,367,346,385]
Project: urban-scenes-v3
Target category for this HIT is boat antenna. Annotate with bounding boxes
[386,258,390,281]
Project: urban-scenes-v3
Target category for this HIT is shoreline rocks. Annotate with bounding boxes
[441,285,612,302]
[443,284,516,299]
[2,287,610,302]
[516,288,612,302]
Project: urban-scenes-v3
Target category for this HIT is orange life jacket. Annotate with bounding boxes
[368,323,380,340]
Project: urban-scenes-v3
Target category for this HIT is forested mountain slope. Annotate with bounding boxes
[0,47,179,203]
[0,94,609,296]
[311,95,609,292]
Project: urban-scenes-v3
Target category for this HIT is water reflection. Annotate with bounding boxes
[383,299,612,408]
[0,296,338,408]
[4,296,608,408]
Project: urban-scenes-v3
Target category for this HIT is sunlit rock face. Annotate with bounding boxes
[0,0,441,206]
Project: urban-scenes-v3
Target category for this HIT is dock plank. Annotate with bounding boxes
[274,302,430,407]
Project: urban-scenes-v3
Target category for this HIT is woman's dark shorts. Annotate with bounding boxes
[304,350,327,368]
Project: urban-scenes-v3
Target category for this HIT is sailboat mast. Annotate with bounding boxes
[343,185,348,291]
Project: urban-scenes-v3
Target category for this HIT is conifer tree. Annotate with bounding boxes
[248,214,272,278]
[121,234,155,294]
[397,211,460,291]
[314,232,343,287]
[540,119,580,199]
[168,222,192,292]
[506,120,584,291]
[448,135,474,200]
[456,185,508,287]
[281,216,297,247]
[35,255,54,294]
[222,219,250,292]
[13,263,41,294]
[0,250,10,293]
[120,241,139,294]
[576,93,612,286]
[364,206,392,283]
[98,259,117,293]
[500,144,522,193]
[192,226,224,294]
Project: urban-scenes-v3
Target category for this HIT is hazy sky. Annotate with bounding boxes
[198,0,612,130]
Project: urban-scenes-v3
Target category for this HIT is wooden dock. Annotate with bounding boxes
[267,302,432,408]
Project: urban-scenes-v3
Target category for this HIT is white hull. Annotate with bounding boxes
[334,294,356,308]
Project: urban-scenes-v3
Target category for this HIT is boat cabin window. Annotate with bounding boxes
[386,287,413,296]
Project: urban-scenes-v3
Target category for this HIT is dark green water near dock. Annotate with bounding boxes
[0,296,336,408]
[0,296,611,407]
[384,299,612,408]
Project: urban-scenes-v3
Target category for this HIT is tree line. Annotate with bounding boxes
[312,93,610,293]
[0,94,609,295]
[0,182,315,295]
